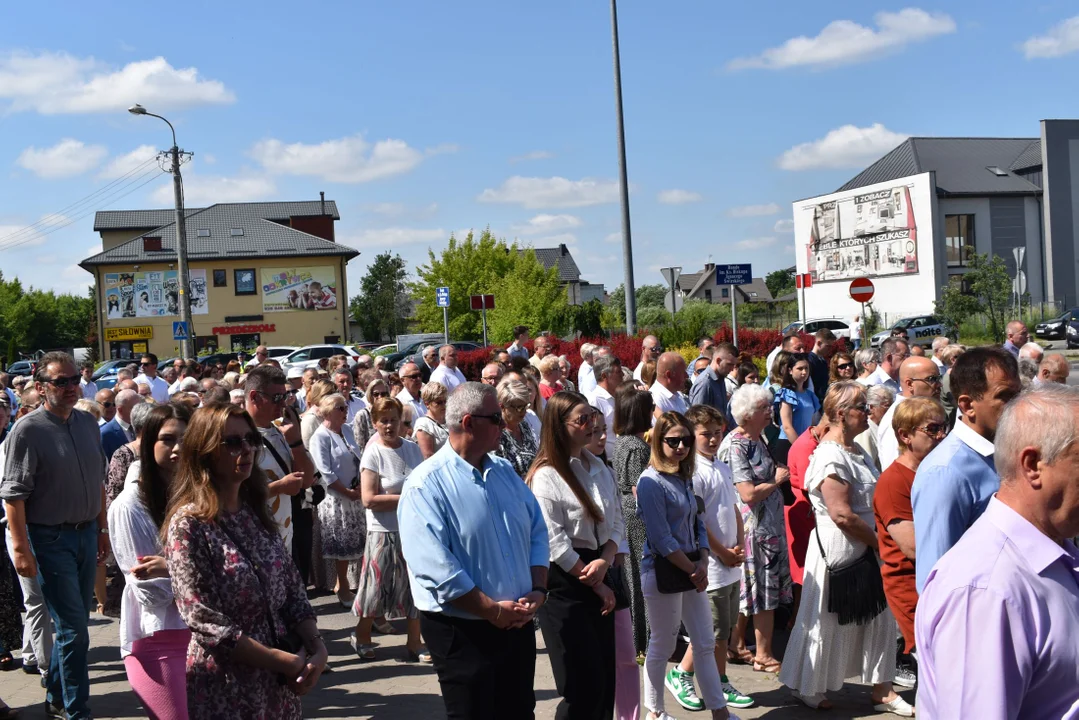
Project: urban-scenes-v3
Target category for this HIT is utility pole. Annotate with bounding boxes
[611,0,637,335]
[128,104,195,359]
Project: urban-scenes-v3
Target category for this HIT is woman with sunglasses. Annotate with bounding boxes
[109,403,191,719]
[309,394,366,608]
[528,391,623,719]
[353,397,427,662]
[780,381,912,715]
[163,403,327,720]
[872,397,946,675]
[495,378,539,479]
[414,382,449,459]
[351,376,391,450]
[299,379,336,448]
[638,411,736,720]
[829,352,857,383]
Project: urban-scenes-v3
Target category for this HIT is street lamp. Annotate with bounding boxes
[610,0,637,335]
[127,104,195,359]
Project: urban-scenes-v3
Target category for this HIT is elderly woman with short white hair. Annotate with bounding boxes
[495,378,538,478]
[725,382,793,673]
[854,349,881,384]
[557,355,576,393]
[854,385,895,470]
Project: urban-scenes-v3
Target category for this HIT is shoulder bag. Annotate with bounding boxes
[651,476,705,594]
[262,433,325,506]
[815,527,887,626]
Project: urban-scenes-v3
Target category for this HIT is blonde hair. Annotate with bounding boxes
[316,393,346,418]
[304,380,336,414]
[539,355,561,376]
[421,381,448,405]
[892,397,945,453]
[75,398,102,421]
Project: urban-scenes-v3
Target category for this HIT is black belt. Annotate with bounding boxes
[29,520,96,532]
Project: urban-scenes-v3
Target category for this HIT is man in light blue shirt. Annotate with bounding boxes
[911,347,1020,592]
[398,381,549,720]
[507,325,530,363]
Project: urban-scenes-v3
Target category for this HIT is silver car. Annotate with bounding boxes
[870,315,955,348]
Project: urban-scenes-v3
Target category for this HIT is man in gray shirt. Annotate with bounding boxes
[1,351,108,720]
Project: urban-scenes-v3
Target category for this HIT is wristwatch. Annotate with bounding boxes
[531,585,549,601]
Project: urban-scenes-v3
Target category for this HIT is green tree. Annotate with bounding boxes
[349,252,409,342]
[410,229,569,343]
[0,272,96,360]
[765,267,796,299]
[934,252,1011,342]
[606,283,668,323]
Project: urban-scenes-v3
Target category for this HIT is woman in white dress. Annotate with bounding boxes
[779,381,914,716]
[308,393,366,608]
[414,382,449,459]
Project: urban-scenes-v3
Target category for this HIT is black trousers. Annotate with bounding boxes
[538,550,616,720]
[290,499,313,586]
[421,611,537,720]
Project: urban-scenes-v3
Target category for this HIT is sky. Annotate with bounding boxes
[2,2,1079,301]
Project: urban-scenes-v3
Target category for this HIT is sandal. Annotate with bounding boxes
[373,619,398,635]
[727,647,754,665]
[752,658,782,674]
[0,653,13,672]
[349,636,376,661]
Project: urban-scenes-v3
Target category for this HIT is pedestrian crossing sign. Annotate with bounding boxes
[173,321,189,340]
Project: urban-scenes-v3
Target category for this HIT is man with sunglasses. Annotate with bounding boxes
[864,337,909,395]
[167,359,202,396]
[875,356,942,471]
[134,353,169,403]
[632,335,662,382]
[1,351,109,719]
[396,362,428,419]
[93,388,116,425]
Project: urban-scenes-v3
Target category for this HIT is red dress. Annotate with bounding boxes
[784,428,820,585]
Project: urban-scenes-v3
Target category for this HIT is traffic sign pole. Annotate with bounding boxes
[443,308,449,345]
[730,284,738,349]
[481,297,489,348]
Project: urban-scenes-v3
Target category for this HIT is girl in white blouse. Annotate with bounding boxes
[108,403,192,720]
[527,391,624,719]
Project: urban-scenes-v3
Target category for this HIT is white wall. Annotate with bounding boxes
[792,172,938,321]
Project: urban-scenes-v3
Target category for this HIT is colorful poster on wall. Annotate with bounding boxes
[260,266,338,313]
[806,184,919,283]
[104,270,209,319]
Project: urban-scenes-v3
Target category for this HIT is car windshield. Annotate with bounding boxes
[781,322,802,334]
[892,318,915,330]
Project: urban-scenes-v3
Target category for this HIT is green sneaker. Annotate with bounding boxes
[721,676,756,709]
[664,667,704,711]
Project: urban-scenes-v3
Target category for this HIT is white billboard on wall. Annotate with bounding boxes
[792,172,938,318]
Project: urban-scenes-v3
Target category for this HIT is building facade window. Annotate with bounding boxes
[945,214,976,267]
[234,269,257,295]
[721,288,729,298]
[213,269,227,287]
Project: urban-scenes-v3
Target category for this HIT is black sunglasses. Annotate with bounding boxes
[471,411,504,426]
[662,436,692,449]
[257,390,288,404]
[370,390,389,399]
[100,401,116,408]
[140,361,156,367]
[836,363,853,370]
[401,373,422,380]
[220,432,261,455]
[45,374,81,388]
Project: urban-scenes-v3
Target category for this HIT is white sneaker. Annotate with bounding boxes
[874,695,915,717]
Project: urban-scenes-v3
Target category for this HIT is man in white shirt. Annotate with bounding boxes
[875,356,942,470]
[396,362,428,418]
[765,333,805,378]
[245,345,269,370]
[134,353,170,403]
[633,335,661,381]
[333,367,366,424]
[577,343,597,396]
[430,345,467,392]
[167,359,202,396]
[651,351,689,420]
[528,336,553,371]
[863,337,909,395]
[585,354,622,458]
[930,336,950,371]
[851,315,862,350]
[78,364,98,400]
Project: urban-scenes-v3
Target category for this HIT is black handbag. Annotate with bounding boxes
[815,529,887,626]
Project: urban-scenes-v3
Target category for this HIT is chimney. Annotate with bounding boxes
[560,243,568,256]
[319,191,326,216]
[705,262,715,272]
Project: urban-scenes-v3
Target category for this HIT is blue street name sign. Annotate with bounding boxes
[436,286,450,308]
[715,263,752,286]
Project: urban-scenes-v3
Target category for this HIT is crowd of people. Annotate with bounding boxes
[0,317,1073,719]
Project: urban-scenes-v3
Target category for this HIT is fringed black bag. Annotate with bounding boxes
[816,530,887,626]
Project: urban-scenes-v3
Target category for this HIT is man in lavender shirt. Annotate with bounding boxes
[915,383,1079,719]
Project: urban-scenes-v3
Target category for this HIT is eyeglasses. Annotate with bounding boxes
[401,374,422,380]
[917,423,947,438]
[220,432,260,455]
[913,375,942,387]
[849,403,870,414]
[256,390,287,404]
[565,413,593,428]
[370,390,389,399]
[428,399,446,407]
[471,411,505,426]
[334,405,347,412]
[100,401,115,408]
[140,361,156,367]
[44,374,81,388]
[662,436,693,449]
[503,402,528,414]
[836,363,853,371]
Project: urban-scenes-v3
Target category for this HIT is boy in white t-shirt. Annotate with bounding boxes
[663,405,756,712]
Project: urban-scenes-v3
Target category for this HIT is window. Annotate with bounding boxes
[213,269,227,287]
[197,229,211,237]
[234,268,257,295]
[945,214,975,267]
[229,228,244,236]
[704,289,712,302]
[721,288,729,298]
[825,320,849,331]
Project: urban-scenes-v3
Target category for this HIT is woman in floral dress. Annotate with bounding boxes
[164,403,328,720]
[495,379,538,478]
[612,384,655,657]
[726,383,793,674]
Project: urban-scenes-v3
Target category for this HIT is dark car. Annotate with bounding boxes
[4,360,34,376]
[1067,320,1079,349]
[91,358,136,381]
[1035,308,1079,340]
[384,340,440,370]
[398,341,482,370]
[198,352,243,370]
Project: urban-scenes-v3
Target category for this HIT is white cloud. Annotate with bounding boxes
[604,232,622,244]
[341,227,446,250]
[512,214,582,235]
[509,150,554,163]
[249,134,425,183]
[0,52,234,114]
[728,203,779,218]
[1022,15,1079,59]
[774,218,795,233]
[98,144,159,179]
[778,123,909,171]
[728,9,956,70]
[528,233,578,247]
[16,138,107,178]
[0,223,47,249]
[657,189,703,205]
[150,173,275,205]
[478,176,620,208]
[735,237,778,249]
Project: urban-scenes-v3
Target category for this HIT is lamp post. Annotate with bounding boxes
[128,104,195,359]
[610,0,637,335]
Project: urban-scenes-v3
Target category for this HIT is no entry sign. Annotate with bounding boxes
[849,277,875,303]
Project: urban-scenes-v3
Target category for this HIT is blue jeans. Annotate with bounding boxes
[853,339,862,350]
[28,522,97,719]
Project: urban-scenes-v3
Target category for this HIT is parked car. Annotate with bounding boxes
[1035,308,1079,340]
[781,317,853,340]
[1067,320,1079,349]
[384,340,441,370]
[95,375,120,391]
[91,358,136,381]
[4,360,34,376]
[870,315,956,349]
[280,344,362,373]
[399,341,482,370]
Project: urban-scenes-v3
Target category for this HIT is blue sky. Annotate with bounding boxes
[2,1,1079,300]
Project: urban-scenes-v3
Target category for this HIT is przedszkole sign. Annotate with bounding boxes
[211,323,277,335]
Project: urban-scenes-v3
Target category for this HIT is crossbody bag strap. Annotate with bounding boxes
[260,433,292,475]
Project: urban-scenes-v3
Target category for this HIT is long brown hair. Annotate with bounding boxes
[138,403,192,528]
[526,391,604,522]
[161,403,277,542]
